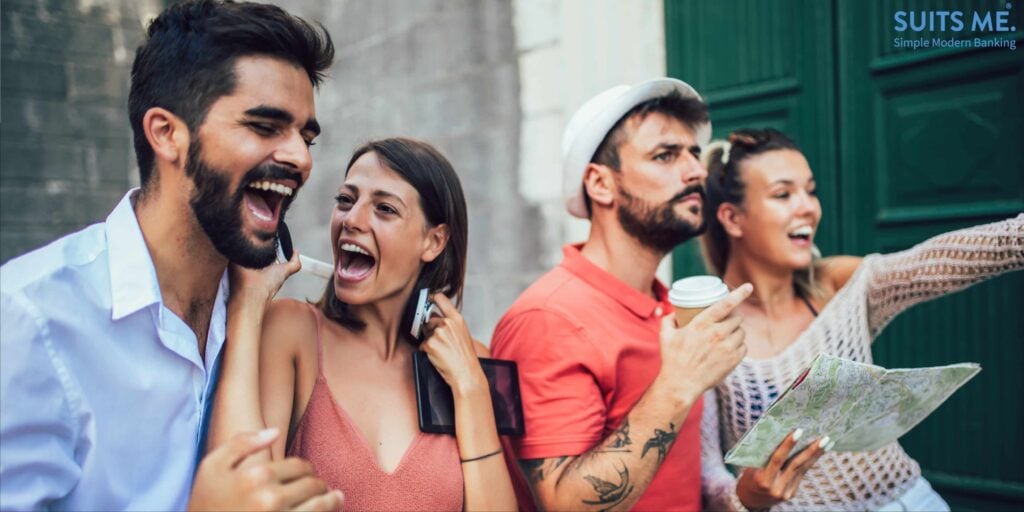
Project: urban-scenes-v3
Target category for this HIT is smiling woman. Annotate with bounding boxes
[208,137,517,511]
[697,128,1023,511]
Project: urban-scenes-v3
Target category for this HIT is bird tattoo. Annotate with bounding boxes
[582,463,634,508]
[641,422,678,463]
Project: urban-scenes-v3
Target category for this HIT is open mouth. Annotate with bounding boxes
[787,226,813,243]
[679,192,702,204]
[243,180,293,230]
[336,241,377,282]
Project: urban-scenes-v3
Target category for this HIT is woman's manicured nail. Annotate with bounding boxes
[792,428,804,442]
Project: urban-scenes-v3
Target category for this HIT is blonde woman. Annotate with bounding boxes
[699,128,1023,511]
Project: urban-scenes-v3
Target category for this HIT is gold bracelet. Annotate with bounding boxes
[460,448,502,463]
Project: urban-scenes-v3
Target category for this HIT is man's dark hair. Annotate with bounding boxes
[584,91,709,216]
[128,0,334,189]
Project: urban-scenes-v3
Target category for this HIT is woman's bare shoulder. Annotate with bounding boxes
[262,298,319,356]
[818,256,865,291]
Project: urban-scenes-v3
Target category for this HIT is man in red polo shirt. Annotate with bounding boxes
[491,79,752,511]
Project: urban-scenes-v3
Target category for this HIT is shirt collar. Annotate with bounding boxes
[107,189,162,321]
[559,243,669,319]
[204,275,230,367]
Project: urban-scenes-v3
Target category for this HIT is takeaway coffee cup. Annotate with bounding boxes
[668,276,730,327]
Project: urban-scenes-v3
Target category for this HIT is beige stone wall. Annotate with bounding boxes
[512,0,674,284]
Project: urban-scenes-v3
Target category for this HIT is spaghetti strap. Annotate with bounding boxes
[305,303,326,376]
[799,292,819,317]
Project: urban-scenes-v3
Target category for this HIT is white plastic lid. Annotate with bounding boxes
[669,276,729,308]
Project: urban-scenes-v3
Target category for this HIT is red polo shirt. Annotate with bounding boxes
[492,244,703,511]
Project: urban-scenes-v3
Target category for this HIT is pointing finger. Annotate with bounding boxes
[695,283,752,326]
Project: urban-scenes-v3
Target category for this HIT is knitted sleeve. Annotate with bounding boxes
[866,214,1024,338]
[701,389,748,512]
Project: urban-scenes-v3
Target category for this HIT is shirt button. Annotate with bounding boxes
[655,306,663,316]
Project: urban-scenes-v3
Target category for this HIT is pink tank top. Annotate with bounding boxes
[287,305,464,511]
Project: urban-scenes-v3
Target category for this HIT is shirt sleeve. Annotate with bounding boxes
[0,292,83,510]
[491,308,609,460]
[866,214,1024,338]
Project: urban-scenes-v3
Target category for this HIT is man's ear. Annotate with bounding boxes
[582,163,616,210]
[717,202,745,238]
[142,107,190,167]
[421,224,449,263]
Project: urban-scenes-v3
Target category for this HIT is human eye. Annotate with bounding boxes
[654,151,676,163]
[376,203,398,215]
[302,131,318,147]
[247,121,279,137]
[335,193,354,209]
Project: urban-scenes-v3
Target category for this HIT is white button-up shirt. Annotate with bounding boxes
[0,190,228,511]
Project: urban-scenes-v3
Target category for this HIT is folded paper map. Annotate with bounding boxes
[724,354,980,468]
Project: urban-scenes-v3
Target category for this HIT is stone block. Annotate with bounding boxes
[518,46,563,115]
[0,181,123,229]
[0,140,85,181]
[512,0,560,52]
[67,62,130,101]
[0,58,67,98]
[518,113,564,202]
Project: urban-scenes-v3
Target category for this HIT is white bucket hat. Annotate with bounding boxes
[561,78,710,219]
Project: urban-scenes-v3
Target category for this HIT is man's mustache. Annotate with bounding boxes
[668,184,706,205]
[240,164,305,189]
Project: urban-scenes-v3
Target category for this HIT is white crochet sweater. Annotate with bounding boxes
[701,215,1024,511]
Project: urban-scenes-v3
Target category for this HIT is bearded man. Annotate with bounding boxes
[0,1,341,510]
[491,79,752,511]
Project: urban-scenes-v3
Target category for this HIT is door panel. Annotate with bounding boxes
[838,1,1024,508]
[665,0,839,279]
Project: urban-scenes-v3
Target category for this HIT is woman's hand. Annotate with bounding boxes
[735,429,830,509]
[420,293,487,398]
[228,250,302,313]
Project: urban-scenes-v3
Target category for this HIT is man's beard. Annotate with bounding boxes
[616,182,707,254]
[185,140,297,269]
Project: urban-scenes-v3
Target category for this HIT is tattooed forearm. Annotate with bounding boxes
[520,456,568,483]
[640,422,677,464]
[581,463,634,509]
[519,420,677,510]
[602,418,632,452]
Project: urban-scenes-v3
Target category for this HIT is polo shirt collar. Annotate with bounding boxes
[559,243,669,319]
[107,189,162,321]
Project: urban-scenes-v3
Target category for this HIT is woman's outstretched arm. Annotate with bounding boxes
[865,214,1023,338]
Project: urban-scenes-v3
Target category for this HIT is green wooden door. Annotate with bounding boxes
[665,0,842,277]
[666,1,1024,509]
